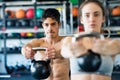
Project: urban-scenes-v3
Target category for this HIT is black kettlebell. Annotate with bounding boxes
[7,20,15,27]
[77,50,101,72]
[20,20,29,27]
[74,32,103,72]
[5,11,11,18]
[30,59,51,80]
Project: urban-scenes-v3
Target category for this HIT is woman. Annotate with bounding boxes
[61,0,120,80]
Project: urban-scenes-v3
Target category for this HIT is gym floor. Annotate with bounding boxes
[112,73,120,80]
[0,73,34,80]
[0,73,120,80]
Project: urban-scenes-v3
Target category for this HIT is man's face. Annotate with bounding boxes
[42,18,60,38]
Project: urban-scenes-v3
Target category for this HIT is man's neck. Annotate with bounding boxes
[45,36,60,46]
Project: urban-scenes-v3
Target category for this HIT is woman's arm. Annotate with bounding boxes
[92,38,120,56]
[61,37,88,58]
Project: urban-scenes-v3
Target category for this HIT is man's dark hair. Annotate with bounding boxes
[41,8,60,23]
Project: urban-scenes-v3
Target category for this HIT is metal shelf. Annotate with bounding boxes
[107,0,120,4]
[0,28,44,33]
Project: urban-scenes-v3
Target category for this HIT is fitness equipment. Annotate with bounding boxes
[73,32,103,41]
[20,32,27,37]
[29,20,34,27]
[6,20,15,27]
[36,8,44,18]
[5,10,15,18]
[26,32,33,37]
[102,28,111,38]
[78,25,84,32]
[70,0,78,5]
[30,47,51,80]
[77,49,101,72]
[15,20,21,27]
[72,7,78,17]
[19,20,29,27]
[6,66,14,74]
[0,20,3,27]
[73,32,103,72]
[16,20,30,27]
[112,6,120,16]
[26,8,34,18]
[34,26,38,31]
[36,20,42,27]
[15,9,26,19]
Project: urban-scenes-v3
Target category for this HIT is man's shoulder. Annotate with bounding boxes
[30,37,45,43]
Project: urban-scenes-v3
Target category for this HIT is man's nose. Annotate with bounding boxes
[48,25,52,30]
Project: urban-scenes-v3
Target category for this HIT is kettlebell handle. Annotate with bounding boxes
[32,47,50,64]
[32,47,47,51]
[72,32,104,42]
[31,59,50,64]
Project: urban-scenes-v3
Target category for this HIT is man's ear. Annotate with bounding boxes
[58,22,61,28]
[42,23,44,28]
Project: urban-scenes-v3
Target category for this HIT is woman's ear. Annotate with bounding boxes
[80,17,83,24]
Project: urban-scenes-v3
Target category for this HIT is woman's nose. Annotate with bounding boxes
[89,15,95,22]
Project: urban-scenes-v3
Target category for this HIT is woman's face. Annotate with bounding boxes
[80,2,105,33]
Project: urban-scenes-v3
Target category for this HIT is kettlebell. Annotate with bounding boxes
[30,47,51,80]
[77,50,101,72]
[74,32,103,72]
[31,59,51,80]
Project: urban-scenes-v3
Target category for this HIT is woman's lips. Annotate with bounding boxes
[90,24,96,27]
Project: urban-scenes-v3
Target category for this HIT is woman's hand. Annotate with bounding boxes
[61,37,89,58]
[92,38,120,56]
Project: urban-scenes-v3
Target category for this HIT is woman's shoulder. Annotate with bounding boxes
[61,36,72,45]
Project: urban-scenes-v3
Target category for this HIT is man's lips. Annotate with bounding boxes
[47,32,54,34]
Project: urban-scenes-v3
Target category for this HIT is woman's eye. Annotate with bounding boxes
[85,15,89,18]
[94,13,99,17]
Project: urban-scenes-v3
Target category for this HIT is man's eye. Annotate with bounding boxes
[51,23,56,26]
[44,23,49,26]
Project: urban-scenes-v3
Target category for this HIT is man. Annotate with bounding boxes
[21,8,70,80]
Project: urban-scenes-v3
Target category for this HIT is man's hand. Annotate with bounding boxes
[22,46,36,59]
[45,46,57,59]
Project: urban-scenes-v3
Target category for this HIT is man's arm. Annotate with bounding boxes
[21,39,42,59]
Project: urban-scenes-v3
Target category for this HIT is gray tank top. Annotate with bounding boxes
[70,55,113,76]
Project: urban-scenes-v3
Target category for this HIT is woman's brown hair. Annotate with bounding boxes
[79,0,105,18]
